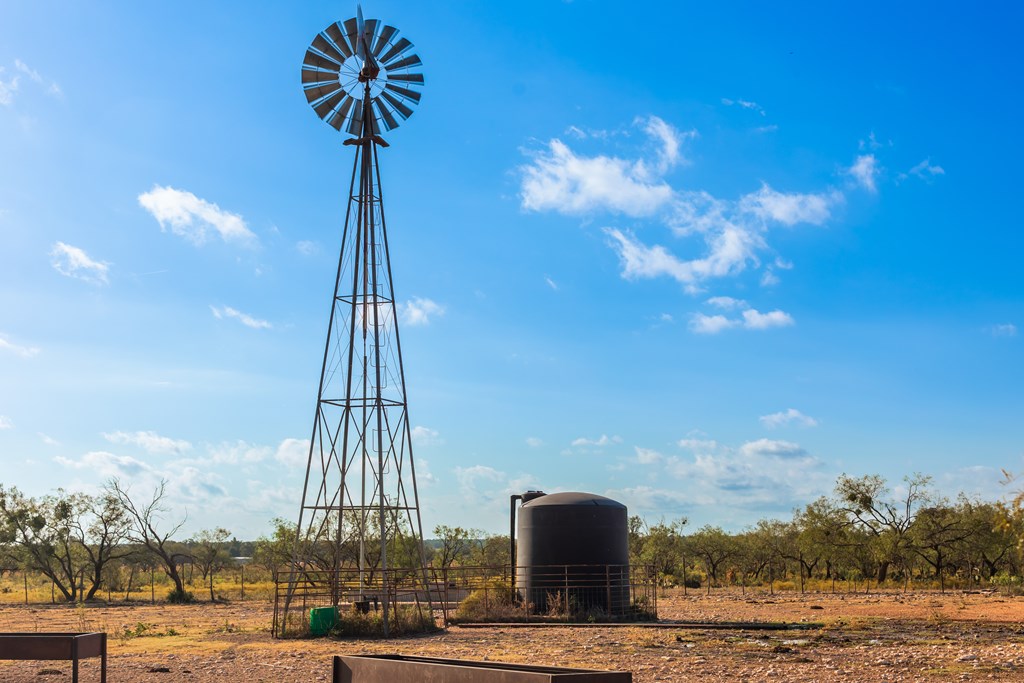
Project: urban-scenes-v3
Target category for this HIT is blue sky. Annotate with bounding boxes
[1,1,1022,538]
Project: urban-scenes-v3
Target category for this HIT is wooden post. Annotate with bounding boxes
[150,568,155,604]
[23,571,28,605]
[240,565,245,600]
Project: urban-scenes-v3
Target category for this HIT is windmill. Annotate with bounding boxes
[285,6,428,637]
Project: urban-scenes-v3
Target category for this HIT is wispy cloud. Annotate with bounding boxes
[544,276,558,290]
[0,59,61,106]
[847,154,879,192]
[275,438,310,467]
[526,437,543,448]
[988,323,1017,338]
[521,119,842,294]
[706,296,747,310]
[0,333,40,358]
[50,242,109,285]
[898,158,945,183]
[760,408,819,429]
[102,430,192,456]
[721,97,766,116]
[38,432,59,446]
[0,416,12,430]
[210,305,272,329]
[295,240,317,255]
[401,297,444,326]
[520,116,690,217]
[739,184,840,226]
[571,434,622,448]
[690,307,794,334]
[138,186,256,246]
[411,426,442,446]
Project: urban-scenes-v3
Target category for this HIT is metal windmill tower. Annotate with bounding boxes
[286,6,429,636]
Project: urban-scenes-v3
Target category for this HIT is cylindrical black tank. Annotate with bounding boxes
[515,492,629,615]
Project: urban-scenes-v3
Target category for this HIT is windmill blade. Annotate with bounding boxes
[378,37,412,65]
[384,82,422,103]
[386,72,424,84]
[314,90,347,119]
[302,68,339,85]
[343,18,360,59]
[379,90,414,119]
[373,26,398,57]
[383,53,421,71]
[328,96,357,131]
[304,48,341,71]
[347,100,364,135]
[325,22,353,58]
[304,81,343,103]
[364,19,379,44]
[312,34,346,65]
[372,97,400,131]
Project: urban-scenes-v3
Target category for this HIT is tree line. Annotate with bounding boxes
[3,472,1023,603]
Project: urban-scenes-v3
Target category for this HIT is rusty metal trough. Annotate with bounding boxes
[0,632,107,682]
[333,654,631,682]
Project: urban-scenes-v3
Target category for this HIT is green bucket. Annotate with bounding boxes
[309,606,338,635]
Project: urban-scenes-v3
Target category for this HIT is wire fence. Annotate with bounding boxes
[273,564,657,637]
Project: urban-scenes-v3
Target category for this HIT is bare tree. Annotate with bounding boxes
[107,478,190,601]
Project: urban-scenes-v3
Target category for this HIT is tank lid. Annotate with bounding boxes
[521,491,625,509]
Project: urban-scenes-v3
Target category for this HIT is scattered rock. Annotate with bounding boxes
[148,666,172,673]
[36,670,64,677]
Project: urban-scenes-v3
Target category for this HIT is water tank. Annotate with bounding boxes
[515,492,629,615]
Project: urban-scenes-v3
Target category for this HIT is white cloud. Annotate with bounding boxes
[760,270,780,287]
[0,60,60,106]
[908,158,945,179]
[274,438,310,467]
[635,447,663,465]
[205,440,272,464]
[677,438,720,453]
[989,323,1018,338]
[411,426,442,446]
[210,305,272,329]
[706,296,747,310]
[38,433,59,446]
[607,485,692,513]
[401,297,444,326]
[0,333,40,358]
[571,434,621,447]
[50,242,110,285]
[605,226,762,291]
[847,154,879,192]
[295,240,317,255]
[102,430,192,456]
[689,313,738,334]
[0,68,18,106]
[690,307,794,334]
[722,98,766,116]
[544,276,558,290]
[526,437,543,448]
[138,185,256,246]
[739,184,838,226]
[0,415,12,430]
[742,308,795,330]
[519,117,689,217]
[760,408,819,429]
[56,451,152,478]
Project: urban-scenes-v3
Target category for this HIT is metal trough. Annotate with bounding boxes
[333,654,631,682]
[0,632,107,683]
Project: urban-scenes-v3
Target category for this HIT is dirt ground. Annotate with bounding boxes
[2,589,1023,682]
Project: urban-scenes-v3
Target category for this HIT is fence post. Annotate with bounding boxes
[606,566,612,616]
[240,565,245,600]
[24,571,28,605]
